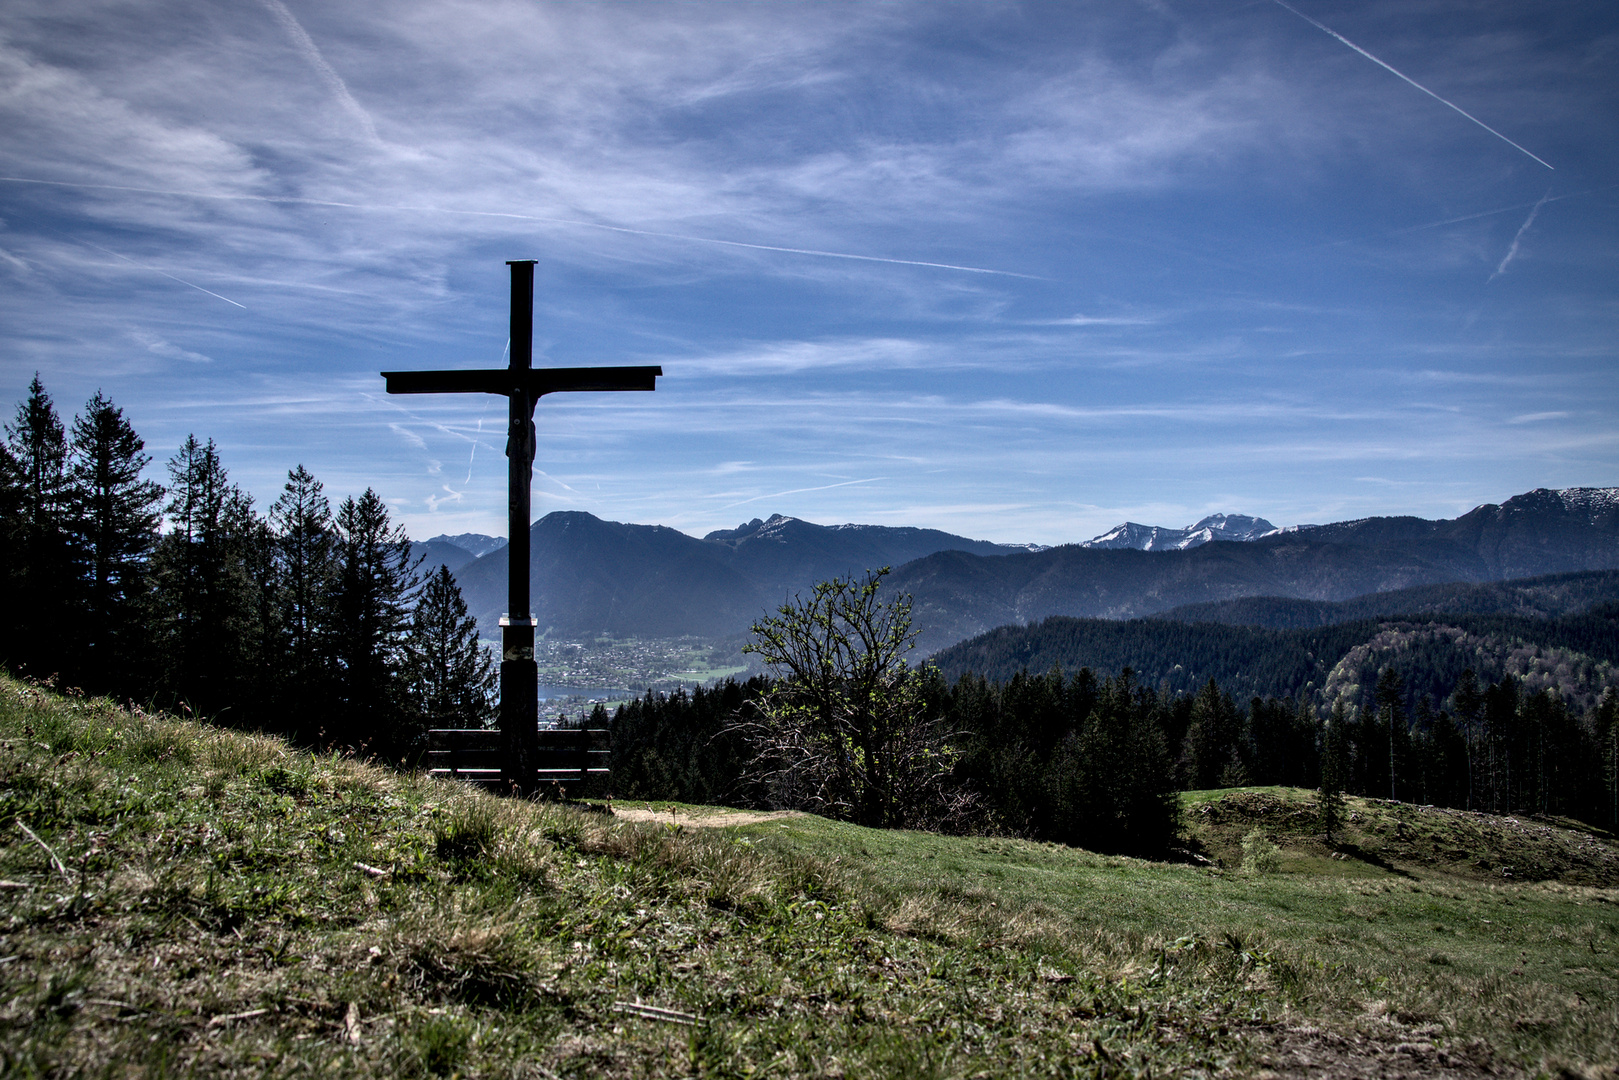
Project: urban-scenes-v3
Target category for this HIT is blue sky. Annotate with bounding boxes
[2,0,1614,546]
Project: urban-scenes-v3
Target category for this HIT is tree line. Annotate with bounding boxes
[0,376,494,755]
[610,574,1619,853]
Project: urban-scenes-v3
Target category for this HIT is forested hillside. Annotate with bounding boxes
[931,605,1619,709]
[0,377,493,755]
[1153,569,1619,628]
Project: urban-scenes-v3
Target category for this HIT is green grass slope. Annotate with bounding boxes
[2,676,1616,1078]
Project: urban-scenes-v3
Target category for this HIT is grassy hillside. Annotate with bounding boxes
[2,676,1616,1078]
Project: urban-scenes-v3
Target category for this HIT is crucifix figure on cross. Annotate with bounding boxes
[383,261,660,795]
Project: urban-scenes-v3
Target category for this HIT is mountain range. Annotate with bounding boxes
[1081,513,1277,551]
[891,487,1619,651]
[424,487,1619,651]
[447,513,1033,639]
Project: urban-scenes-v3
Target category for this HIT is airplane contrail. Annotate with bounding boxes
[718,477,883,512]
[70,235,247,308]
[258,0,381,145]
[0,176,1036,279]
[1489,187,1551,281]
[1269,0,1553,170]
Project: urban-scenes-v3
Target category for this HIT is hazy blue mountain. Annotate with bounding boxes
[412,538,483,575]
[453,511,1038,638]
[427,533,506,558]
[890,488,1619,652]
[453,512,762,638]
[443,487,1618,649]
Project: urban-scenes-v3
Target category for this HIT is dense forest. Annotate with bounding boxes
[610,657,1619,846]
[932,605,1619,710]
[0,376,493,755]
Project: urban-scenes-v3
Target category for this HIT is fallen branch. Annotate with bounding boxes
[352,861,388,878]
[612,1000,700,1026]
[208,1008,270,1027]
[15,820,68,880]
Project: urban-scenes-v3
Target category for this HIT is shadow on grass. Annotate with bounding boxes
[1330,841,1414,878]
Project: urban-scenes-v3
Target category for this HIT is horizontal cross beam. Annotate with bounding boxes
[381,365,661,397]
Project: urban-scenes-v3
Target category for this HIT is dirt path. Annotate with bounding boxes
[614,807,804,828]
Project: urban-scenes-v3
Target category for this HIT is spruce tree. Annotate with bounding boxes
[3,375,77,677]
[1452,668,1484,811]
[1183,678,1240,790]
[269,465,338,736]
[1320,699,1348,843]
[331,488,420,754]
[1375,666,1406,801]
[408,564,496,730]
[150,435,260,717]
[67,392,163,689]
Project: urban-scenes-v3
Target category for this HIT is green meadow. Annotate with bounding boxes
[2,674,1614,1078]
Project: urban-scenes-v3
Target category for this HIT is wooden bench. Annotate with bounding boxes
[426,728,610,798]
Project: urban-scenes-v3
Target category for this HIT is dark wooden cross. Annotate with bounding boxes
[383,260,659,795]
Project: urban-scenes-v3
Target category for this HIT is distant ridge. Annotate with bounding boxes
[1151,569,1619,629]
[1082,513,1276,551]
[453,512,1033,639]
[434,486,1618,650]
[891,487,1619,651]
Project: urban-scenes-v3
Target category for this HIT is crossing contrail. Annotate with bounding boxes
[1270,0,1553,170]
[258,0,381,145]
[0,176,1036,279]
[1489,187,1551,281]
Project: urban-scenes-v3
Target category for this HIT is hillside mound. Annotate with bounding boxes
[1184,787,1619,886]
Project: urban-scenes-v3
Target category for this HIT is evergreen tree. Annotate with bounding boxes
[1320,699,1348,843]
[1183,678,1241,789]
[268,465,338,736]
[1375,666,1407,800]
[149,435,260,717]
[67,392,163,689]
[1049,669,1179,855]
[3,375,77,676]
[408,564,496,731]
[1596,689,1618,830]
[1452,668,1484,811]
[331,488,419,754]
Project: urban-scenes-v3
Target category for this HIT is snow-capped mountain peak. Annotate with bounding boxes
[1082,513,1277,552]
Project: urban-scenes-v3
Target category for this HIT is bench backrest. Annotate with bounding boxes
[426,727,610,796]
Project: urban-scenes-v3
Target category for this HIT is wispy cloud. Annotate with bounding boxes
[1506,411,1570,425]
[1489,188,1552,281]
[129,330,212,364]
[387,423,428,451]
[257,0,381,145]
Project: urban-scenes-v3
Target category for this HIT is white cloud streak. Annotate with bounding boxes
[1268,0,1553,170]
[1489,187,1551,281]
[257,0,381,145]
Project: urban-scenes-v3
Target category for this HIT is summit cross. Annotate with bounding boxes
[383,260,660,795]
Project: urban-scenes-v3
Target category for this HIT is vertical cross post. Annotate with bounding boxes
[502,261,540,793]
[382,262,659,798]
